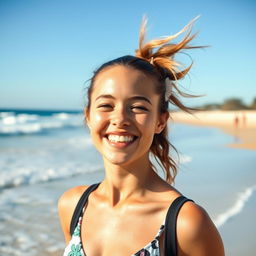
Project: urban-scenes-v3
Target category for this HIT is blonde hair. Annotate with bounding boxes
[136,15,204,112]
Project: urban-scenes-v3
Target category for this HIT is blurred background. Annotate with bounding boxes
[0,0,255,255]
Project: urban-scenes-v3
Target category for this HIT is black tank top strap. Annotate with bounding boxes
[164,195,194,256]
[70,182,101,235]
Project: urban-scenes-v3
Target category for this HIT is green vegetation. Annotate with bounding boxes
[251,98,256,109]
[198,97,256,111]
[221,98,247,110]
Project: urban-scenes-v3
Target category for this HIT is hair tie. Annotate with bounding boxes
[165,77,173,101]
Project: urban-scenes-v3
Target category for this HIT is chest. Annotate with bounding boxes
[80,202,167,256]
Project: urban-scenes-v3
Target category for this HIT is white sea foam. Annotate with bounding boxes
[17,114,39,122]
[0,111,14,118]
[2,115,17,125]
[0,111,83,135]
[0,164,102,190]
[0,181,68,256]
[52,112,70,119]
[1,109,100,192]
[213,185,256,228]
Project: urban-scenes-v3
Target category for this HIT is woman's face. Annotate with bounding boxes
[86,65,168,166]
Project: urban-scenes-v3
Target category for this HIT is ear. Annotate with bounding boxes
[84,107,91,129]
[155,112,169,134]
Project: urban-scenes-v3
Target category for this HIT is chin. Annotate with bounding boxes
[103,152,136,166]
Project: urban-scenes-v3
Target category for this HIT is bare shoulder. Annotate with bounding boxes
[58,185,89,243]
[58,185,89,213]
[176,200,225,256]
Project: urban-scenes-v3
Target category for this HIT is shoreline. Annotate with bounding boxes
[170,110,256,150]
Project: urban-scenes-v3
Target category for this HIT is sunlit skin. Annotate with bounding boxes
[58,65,225,256]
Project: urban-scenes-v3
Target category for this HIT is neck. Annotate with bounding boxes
[100,155,159,207]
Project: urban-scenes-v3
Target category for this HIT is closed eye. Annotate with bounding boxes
[97,104,112,108]
[97,105,148,111]
[131,106,148,111]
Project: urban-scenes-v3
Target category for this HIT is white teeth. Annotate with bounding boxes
[107,135,135,143]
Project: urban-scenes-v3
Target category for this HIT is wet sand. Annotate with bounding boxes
[170,110,256,150]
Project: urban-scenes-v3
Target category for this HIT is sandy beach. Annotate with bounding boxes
[170,110,256,150]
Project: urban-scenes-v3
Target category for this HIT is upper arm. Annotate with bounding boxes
[57,185,89,244]
[176,201,225,256]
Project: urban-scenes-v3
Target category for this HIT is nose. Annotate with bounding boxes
[110,107,131,127]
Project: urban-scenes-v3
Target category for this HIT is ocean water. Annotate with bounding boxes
[0,109,255,256]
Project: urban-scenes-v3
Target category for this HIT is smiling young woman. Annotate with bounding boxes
[58,17,225,256]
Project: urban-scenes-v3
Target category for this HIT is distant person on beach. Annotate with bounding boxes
[58,17,225,256]
[234,115,239,129]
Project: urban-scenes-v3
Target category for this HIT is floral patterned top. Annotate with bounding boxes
[63,205,166,256]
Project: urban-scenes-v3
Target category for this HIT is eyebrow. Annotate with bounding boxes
[95,94,152,105]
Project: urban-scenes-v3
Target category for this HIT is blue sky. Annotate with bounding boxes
[0,0,255,110]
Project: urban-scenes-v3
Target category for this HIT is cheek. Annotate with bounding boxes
[88,112,107,142]
[94,113,103,123]
[136,113,157,129]
[89,113,105,147]
[90,112,105,128]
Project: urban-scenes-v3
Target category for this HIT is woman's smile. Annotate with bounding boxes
[103,133,139,149]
